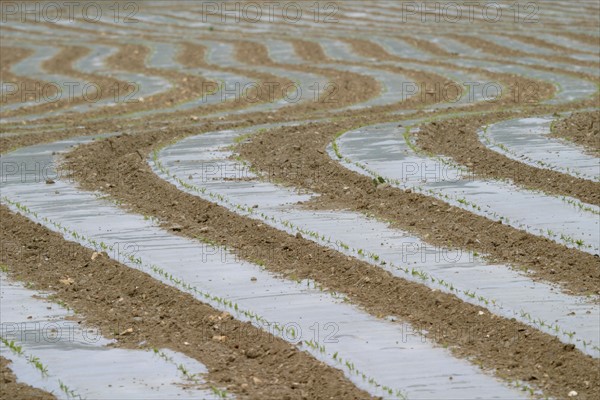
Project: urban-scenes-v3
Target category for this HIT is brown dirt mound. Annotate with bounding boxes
[60,121,599,400]
[551,110,600,155]
[0,206,372,400]
[1,357,56,400]
[416,113,600,204]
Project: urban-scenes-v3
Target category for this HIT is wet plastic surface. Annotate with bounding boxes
[335,121,599,254]
[0,38,172,123]
[481,114,599,181]
[0,138,528,399]
[1,45,86,113]
[153,125,599,356]
[0,273,221,399]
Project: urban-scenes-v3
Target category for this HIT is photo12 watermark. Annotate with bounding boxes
[398,2,540,24]
[196,1,339,24]
[201,80,338,104]
[1,238,140,267]
[1,81,141,105]
[0,318,341,345]
[1,1,140,23]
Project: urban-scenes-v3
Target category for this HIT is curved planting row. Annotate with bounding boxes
[480,113,599,182]
[152,124,599,355]
[332,119,599,253]
[1,1,598,399]
[0,272,223,399]
[0,27,172,124]
[0,137,530,399]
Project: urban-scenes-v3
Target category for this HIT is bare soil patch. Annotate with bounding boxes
[416,113,600,204]
[60,120,600,400]
[0,357,56,400]
[551,110,600,155]
[0,206,372,400]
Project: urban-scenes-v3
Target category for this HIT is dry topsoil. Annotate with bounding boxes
[238,119,600,296]
[1,357,56,400]
[0,45,131,119]
[0,206,372,400]
[416,112,600,205]
[61,121,599,400]
[0,45,59,107]
[4,18,600,399]
[551,110,600,155]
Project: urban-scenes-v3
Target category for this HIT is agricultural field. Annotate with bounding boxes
[1,1,599,399]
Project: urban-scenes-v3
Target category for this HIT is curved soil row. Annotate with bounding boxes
[1,45,132,119]
[504,34,595,56]
[0,45,84,114]
[144,39,302,120]
[0,357,56,400]
[343,37,560,106]
[1,35,384,132]
[236,118,600,295]
[0,46,60,106]
[416,112,600,205]
[3,4,599,399]
[559,32,600,46]
[61,124,599,400]
[450,35,599,68]
[1,39,209,126]
[290,39,331,63]
[233,39,383,112]
[345,36,598,83]
[150,37,387,121]
[551,110,600,155]
[260,37,557,117]
[0,206,371,400]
